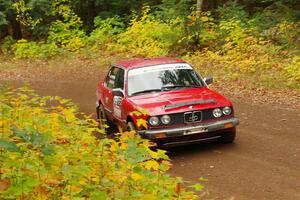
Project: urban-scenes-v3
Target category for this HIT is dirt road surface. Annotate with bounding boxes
[1,66,300,200]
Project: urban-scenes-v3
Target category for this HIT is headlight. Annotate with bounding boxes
[161,115,171,125]
[223,106,232,115]
[149,116,159,126]
[213,108,222,118]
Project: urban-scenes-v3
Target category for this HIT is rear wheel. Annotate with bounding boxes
[220,128,236,143]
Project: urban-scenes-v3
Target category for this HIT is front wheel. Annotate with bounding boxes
[220,128,236,143]
[126,121,137,131]
[96,104,108,132]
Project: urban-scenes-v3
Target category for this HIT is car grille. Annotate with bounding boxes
[168,108,217,125]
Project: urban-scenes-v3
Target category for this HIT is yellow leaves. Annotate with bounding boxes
[78,180,86,186]
[136,119,148,129]
[119,142,128,150]
[61,108,77,122]
[149,150,158,159]
[8,153,20,160]
[0,87,199,199]
[109,142,118,152]
[144,160,159,171]
[131,108,149,129]
[201,16,209,22]
[121,131,136,139]
[131,172,143,181]
[66,185,82,194]
[132,111,142,117]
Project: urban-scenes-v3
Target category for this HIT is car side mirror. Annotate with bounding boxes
[203,76,213,85]
[112,88,124,98]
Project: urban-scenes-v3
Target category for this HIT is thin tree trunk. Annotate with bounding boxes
[196,0,204,16]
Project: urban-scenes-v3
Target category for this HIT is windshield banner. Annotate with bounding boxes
[128,63,192,77]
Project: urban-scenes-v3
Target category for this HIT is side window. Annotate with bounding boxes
[114,68,125,89]
[105,67,124,90]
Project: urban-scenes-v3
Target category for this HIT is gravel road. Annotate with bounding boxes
[2,67,300,200]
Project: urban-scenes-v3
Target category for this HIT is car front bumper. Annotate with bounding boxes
[139,117,239,147]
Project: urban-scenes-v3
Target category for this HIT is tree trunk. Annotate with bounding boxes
[196,0,204,16]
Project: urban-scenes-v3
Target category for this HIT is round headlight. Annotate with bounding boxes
[223,106,232,115]
[161,115,171,125]
[213,108,222,118]
[149,116,159,126]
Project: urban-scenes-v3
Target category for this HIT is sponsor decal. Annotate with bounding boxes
[113,96,123,118]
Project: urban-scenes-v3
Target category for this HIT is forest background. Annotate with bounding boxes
[0,0,299,89]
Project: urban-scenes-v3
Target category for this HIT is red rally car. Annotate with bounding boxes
[96,58,239,147]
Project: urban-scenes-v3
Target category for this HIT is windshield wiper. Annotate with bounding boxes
[162,85,202,91]
[131,89,162,96]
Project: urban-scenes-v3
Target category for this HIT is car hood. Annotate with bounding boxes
[128,87,232,115]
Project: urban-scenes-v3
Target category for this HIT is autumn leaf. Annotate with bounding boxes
[131,172,143,181]
[144,160,159,171]
[136,119,148,129]
[201,16,209,22]
[132,111,142,117]
[0,178,11,192]
[190,183,204,192]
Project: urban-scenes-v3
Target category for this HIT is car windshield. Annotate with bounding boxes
[127,63,204,96]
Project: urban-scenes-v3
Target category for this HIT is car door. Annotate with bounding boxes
[111,67,125,121]
[102,66,125,120]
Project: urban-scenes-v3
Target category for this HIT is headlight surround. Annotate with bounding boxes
[222,106,232,115]
[161,115,171,125]
[149,116,159,126]
[213,108,222,118]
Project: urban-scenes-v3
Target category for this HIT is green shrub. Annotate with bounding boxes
[114,6,181,57]
[182,36,286,87]
[48,20,86,52]
[87,16,125,50]
[262,21,300,49]
[217,2,250,28]
[285,56,300,88]
[0,36,16,55]
[0,86,201,199]
[13,39,59,59]
[251,2,298,33]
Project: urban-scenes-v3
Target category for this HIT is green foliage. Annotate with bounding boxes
[48,20,86,52]
[0,11,8,26]
[47,0,87,52]
[1,36,16,54]
[12,0,41,28]
[87,16,125,50]
[178,11,219,49]
[285,56,300,88]
[251,2,298,32]
[0,0,299,90]
[217,2,249,23]
[114,6,181,57]
[0,86,201,199]
[155,0,194,20]
[263,21,300,49]
[13,39,59,58]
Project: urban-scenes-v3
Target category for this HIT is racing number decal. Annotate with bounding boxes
[113,96,123,118]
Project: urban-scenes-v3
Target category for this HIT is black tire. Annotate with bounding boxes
[96,104,108,132]
[126,121,137,131]
[220,128,236,143]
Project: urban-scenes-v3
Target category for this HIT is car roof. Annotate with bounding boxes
[115,57,187,70]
